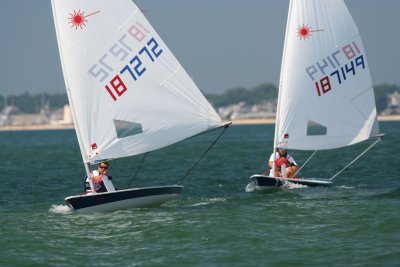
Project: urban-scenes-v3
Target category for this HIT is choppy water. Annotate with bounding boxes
[1,122,399,266]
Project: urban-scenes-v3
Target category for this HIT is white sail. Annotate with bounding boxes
[276,0,379,150]
[52,0,222,163]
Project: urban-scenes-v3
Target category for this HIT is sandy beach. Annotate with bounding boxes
[232,118,276,125]
[377,115,400,121]
[0,115,399,131]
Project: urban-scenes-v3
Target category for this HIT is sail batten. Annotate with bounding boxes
[52,0,223,163]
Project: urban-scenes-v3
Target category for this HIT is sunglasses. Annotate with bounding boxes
[99,165,108,170]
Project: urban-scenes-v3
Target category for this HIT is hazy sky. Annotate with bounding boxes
[0,0,399,96]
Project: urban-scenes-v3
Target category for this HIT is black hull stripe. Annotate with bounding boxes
[255,176,331,187]
[65,186,182,210]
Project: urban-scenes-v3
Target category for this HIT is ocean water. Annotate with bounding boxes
[0,122,399,266]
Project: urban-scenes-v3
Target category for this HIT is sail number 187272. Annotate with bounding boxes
[87,21,163,102]
[105,37,162,101]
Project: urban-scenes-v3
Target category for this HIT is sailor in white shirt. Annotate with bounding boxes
[268,148,299,178]
[84,161,116,193]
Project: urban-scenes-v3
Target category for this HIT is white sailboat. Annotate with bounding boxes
[51,0,230,213]
[249,0,383,190]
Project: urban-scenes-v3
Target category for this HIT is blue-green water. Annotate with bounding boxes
[1,122,399,266]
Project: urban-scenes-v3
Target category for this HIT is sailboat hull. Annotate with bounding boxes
[250,174,332,190]
[65,185,182,213]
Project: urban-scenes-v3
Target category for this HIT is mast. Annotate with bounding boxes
[272,0,294,176]
[51,0,94,190]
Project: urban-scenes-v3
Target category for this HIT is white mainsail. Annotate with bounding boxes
[276,0,379,151]
[52,0,223,164]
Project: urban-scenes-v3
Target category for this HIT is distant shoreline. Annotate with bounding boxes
[0,115,399,131]
[232,115,400,125]
[0,124,74,132]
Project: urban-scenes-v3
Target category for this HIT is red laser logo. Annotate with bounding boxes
[297,24,324,40]
[68,10,101,30]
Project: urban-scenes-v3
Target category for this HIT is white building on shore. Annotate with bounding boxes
[218,101,276,120]
[0,104,73,127]
[382,91,400,115]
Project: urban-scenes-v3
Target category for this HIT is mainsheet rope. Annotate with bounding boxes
[128,152,148,187]
[176,126,228,185]
[292,150,318,178]
[330,135,384,180]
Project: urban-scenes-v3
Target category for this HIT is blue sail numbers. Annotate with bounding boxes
[88,21,163,101]
[305,41,366,97]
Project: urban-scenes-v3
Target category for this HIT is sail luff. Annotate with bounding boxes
[275,0,295,149]
[271,0,295,175]
[51,0,91,170]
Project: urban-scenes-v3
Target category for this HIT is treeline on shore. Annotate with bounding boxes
[1,83,399,114]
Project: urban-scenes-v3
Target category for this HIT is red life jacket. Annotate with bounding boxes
[276,157,289,168]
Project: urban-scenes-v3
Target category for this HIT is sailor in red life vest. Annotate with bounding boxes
[268,148,299,178]
[84,161,116,193]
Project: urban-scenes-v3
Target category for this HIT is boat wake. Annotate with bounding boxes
[49,204,73,214]
[245,180,308,193]
[191,197,226,207]
[336,185,355,189]
[282,181,308,190]
[245,181,258,192]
